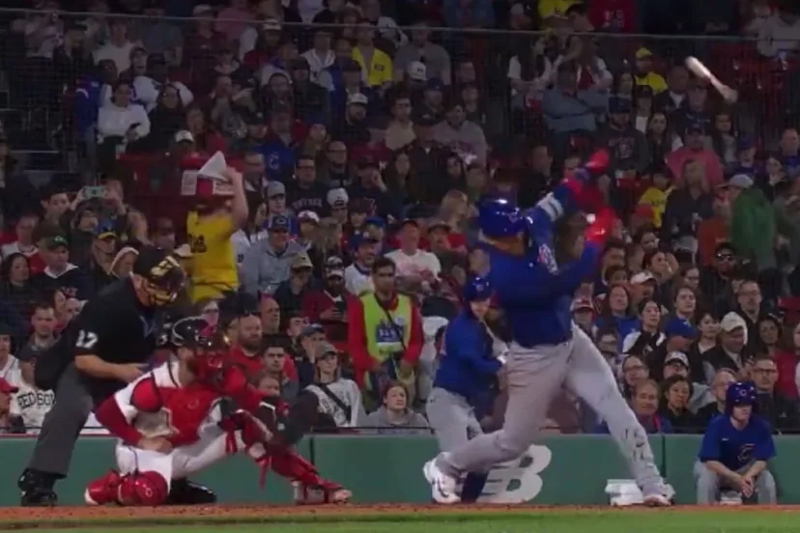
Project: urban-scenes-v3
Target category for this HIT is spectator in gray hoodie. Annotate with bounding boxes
[362,382,430,435]
[240,215,306,296]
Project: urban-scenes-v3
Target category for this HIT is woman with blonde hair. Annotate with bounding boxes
[309,217,345,279]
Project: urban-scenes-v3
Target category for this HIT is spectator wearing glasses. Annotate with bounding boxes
[751,354,800,433]
[700,242,738,310]
[734,279,767,353]
[287,155,328,216]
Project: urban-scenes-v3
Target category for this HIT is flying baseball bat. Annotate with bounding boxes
[684,56,739,104]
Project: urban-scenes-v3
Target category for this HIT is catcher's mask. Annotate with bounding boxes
[134,247,185,307]
[171,317,230,374]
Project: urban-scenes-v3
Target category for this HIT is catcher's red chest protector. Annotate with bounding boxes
[128,362,221,447]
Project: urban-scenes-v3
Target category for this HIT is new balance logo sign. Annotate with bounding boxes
[477,444,552,504]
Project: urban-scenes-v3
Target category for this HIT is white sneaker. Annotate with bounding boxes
[642,493,672,507]
[423,459,460,504]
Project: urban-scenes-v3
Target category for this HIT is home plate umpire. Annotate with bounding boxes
[16,246,214,506]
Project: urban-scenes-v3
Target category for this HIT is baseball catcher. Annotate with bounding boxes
[84,317,350,506]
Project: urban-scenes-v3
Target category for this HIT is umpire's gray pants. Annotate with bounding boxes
[695,461,778,504]
[27,363,94,477]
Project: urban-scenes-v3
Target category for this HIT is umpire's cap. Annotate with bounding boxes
[133,246,185,306]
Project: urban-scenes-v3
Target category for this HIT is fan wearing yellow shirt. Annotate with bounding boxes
[538,0,580,21]
[634,48,668,94]
[637,166,673,228]
[352,22,393,92]
[186,169,249,303]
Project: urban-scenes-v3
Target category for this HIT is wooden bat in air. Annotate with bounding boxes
[685,56,739,104]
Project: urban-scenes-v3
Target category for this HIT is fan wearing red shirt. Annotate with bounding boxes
[587,0,637,33]
[349,116,393,170]
[301,265,357,352]
[229,312,298,381]
[1,213,45,275]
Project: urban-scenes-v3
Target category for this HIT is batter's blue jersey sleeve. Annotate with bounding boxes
[489,243,600,306]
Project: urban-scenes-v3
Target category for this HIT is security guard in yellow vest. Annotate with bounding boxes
[347,257,424,399]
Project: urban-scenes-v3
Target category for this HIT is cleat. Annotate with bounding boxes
[423,459,460,504]
[165,478,217,505]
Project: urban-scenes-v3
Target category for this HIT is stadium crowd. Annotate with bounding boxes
[0,0,800,440]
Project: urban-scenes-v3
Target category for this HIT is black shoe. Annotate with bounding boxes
[20,488,58,507]
[18,469,58,507]
[165,479,216,505]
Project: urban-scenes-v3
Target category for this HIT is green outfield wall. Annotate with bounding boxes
[0,434,794,505]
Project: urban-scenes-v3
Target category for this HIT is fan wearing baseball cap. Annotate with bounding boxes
[300,262,355,350]
[185,157,249,302]
[240,214,308,296]
[29,234,92,301]
[0,377,25,434]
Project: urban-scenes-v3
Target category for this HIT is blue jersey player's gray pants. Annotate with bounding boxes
[694,461,777,504]
[427,388,484,456]
[435,323,665,496]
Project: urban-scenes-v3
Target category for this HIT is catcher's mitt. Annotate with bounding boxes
[292,481,351,505]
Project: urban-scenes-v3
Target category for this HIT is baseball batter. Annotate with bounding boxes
[426,276,506,502]
[424,153,672,506]
[85,317,350,506]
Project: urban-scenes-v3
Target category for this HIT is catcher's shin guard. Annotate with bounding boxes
[85,470,169,506]
[270,448,350,504]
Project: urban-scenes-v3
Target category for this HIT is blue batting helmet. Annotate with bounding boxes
[725,381,757,415]
[477,198,524,238]
[463,275,493,303]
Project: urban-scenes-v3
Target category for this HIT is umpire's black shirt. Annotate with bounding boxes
[72,277,157,403]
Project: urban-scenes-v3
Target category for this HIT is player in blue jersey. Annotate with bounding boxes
[426,276,507,502]
[423,151,672,506]
[696,381,777,504]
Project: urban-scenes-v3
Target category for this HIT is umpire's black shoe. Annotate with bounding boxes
[20,489,58,507]
[165,478,217,505]
[18,469,58,507]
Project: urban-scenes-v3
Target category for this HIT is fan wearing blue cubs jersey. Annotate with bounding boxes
[423,150,672,506]
[696,381,777,504]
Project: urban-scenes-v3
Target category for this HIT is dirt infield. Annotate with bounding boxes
[0,503,798,528]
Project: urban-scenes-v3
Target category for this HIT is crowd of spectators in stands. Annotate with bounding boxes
[2,0,800,438]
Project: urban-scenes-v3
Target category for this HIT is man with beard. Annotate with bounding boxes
[334,93,371,147]
[84,222,119,294]
[301,263,355,350]
[230,311,267,375]
[596,97,650,181]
